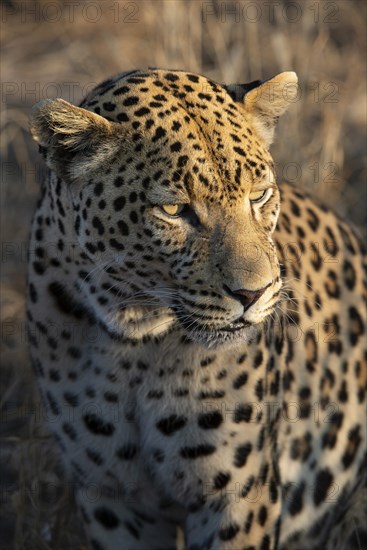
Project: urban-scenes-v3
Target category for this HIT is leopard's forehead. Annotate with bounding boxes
[83,68,234,112]
[81,69,274,202]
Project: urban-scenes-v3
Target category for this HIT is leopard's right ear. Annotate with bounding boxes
[225,72,298,146]
[30,99,127,183]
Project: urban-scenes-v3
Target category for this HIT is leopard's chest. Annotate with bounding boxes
[114,341,278,505]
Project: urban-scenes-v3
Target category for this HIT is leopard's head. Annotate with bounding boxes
[30,69,298,347]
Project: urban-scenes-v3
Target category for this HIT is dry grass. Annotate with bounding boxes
[1,0,366,548]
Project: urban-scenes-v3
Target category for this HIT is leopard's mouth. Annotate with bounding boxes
[177,315,259,348]
[181,317,251,333]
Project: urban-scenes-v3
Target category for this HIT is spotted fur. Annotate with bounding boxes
[28,69,366,550]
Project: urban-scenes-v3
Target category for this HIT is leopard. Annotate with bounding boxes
[27,68,366,550]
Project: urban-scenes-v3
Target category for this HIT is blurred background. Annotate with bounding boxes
[1,0,366,548]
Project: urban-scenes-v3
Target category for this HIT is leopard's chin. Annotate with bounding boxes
[102,306,177,341]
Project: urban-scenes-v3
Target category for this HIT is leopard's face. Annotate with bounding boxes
[30,69,297,346]
[74,134,281,346]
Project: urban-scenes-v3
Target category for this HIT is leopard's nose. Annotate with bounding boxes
[223,284,269,312]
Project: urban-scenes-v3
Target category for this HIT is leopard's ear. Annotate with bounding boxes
[30,98,127,183]
[226,72,298,146]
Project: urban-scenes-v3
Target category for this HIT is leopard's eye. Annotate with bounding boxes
[160,204,185,216]
[249,189,268,203]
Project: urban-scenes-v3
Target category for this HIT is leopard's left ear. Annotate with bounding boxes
[29,98,127,184]
[226,72,298,146]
